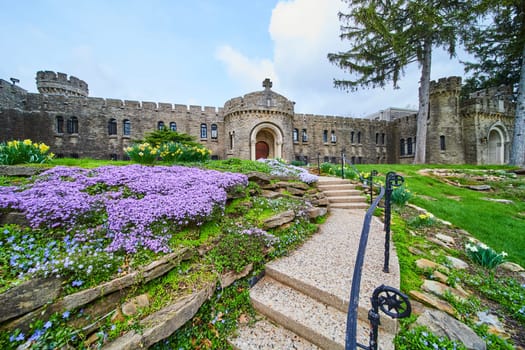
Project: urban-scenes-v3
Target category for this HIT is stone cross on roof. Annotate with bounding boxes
[262,78,272,90]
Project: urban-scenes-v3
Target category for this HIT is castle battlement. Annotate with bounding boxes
[430,76,462,95]
[36,70,89,97]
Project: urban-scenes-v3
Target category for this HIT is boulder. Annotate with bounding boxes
[445,256,469,270]
[122,294,150,316]
[0,277,62,323]
[409,291,456,316]
[262,210,296,229]
[306,207,327,220]
[421,280,469,300]
[0,165,43,176]
[415,309,486,350]
[467,185,491,191]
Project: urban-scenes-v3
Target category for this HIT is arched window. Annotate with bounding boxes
[123,120,131,136]
[407,137,413,155]
[357,131,362,144]
[293,128,299,142]
[400,139,406,156]
[351,131,355,143]
[108,118,117,135]
[211,124,218,139]
[201,123,207,138]
[169,122,177,131]
[56,116,64,133]
[157,121,165,130]
[67,117,78,134]
[302,129,308,142]
[375,133,379,144]
[323,130,328,143]
[440,135,446,151]
[331,130,337,143]
[381,133,385,144]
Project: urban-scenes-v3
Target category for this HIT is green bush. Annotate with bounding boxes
[0,139,54,165]
[124,142,159,164]
[465,240,507,269]
[391,185,412,206]
[160,142,210,163]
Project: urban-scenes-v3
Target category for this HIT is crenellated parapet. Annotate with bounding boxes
[462,84,515,116]
[36,71,89,97]
[429,76,462,96]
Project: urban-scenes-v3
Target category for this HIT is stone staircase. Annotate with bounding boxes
[229,177,401,350]
[317,177,369,210]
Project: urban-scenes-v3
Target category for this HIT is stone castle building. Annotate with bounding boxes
[0,71,516,165]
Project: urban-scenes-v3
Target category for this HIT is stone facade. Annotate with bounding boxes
[0,71,517,164]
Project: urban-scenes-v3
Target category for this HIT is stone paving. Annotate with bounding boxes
[229,177,401,349]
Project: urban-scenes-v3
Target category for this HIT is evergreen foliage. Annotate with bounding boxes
[328,0,473,163]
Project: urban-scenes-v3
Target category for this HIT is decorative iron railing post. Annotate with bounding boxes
[383,172,404,273]
[369,170,378,204]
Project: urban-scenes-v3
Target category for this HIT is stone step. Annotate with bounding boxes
[317,179,355,186]
[322,189,362,197]
[249,277,395,350]
[328,195,367,203]
[318,183,358,192]
[250,276,350,349]
[229,318,320,350]
[329,202,370,209]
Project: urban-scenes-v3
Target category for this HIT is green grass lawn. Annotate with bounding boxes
[355,164,525,267]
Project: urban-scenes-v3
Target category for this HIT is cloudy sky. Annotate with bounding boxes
[1,0,470,117]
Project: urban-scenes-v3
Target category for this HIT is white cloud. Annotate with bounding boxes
[215,45,277,91]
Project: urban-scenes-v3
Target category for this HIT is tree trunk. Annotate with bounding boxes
[510,42,525,167]
[413,38,432,164]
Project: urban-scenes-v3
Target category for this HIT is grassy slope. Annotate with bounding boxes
[356,164,525,267]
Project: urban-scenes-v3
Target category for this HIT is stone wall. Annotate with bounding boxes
[0,71,518,165]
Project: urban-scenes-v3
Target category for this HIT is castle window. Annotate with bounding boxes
[157,121,165,130]
[201,123,207,139]
[293,128,299,142]
[108,118,117,135]
[357,131,362,144]
[211,124,218,139]
[169,122,177,132]
[381,133,385,145]
[123,120,131,136]
[324,156,329,163]
[407,137,413,155]
[67,117,78,134]
[302,129,308,142]
[323,130,328,143]
[211,155,219,160]
[331,157,337,164]
[109,153,118,161]
[400,139,406,156]
[229,131,235,150]
[375,133,379,144]
[440,135,446,151]
[351,156,356,164]
[56,116,64,134]
[351,131,355,143]
[331,130,337,143]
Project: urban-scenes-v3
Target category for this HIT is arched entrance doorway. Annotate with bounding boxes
[487,123,510,164]
[250,122,284,160]
[256,141,269,159]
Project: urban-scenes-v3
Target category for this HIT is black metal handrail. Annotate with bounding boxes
[345,173,411,350]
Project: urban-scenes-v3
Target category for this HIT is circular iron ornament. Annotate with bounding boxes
[373,285,411,319]
[387,174,404,188]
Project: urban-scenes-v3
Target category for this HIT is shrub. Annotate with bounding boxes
[160,142,210,163]
[391,185,412,206]
[408,213,435,228]
[124,142,159,164]
[465,240,507,269]
[0,139,54,165]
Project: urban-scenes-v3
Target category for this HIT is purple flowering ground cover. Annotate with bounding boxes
[1,165,247,254]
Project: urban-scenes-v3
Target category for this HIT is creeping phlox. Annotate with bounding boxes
[257,158,318,184]
[1,165,248,254]
[0,139,54,165]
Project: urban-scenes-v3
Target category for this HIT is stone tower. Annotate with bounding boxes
[36,71,89,97]
[426,77,464,163]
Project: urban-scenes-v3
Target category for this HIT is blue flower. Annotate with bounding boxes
[62,310,70,319]
[71,280,83,287]
[29,329,44,341]
[44,320,52,329]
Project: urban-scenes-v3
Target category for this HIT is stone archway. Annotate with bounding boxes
[487,123,510,164]
[250,123,283,160]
